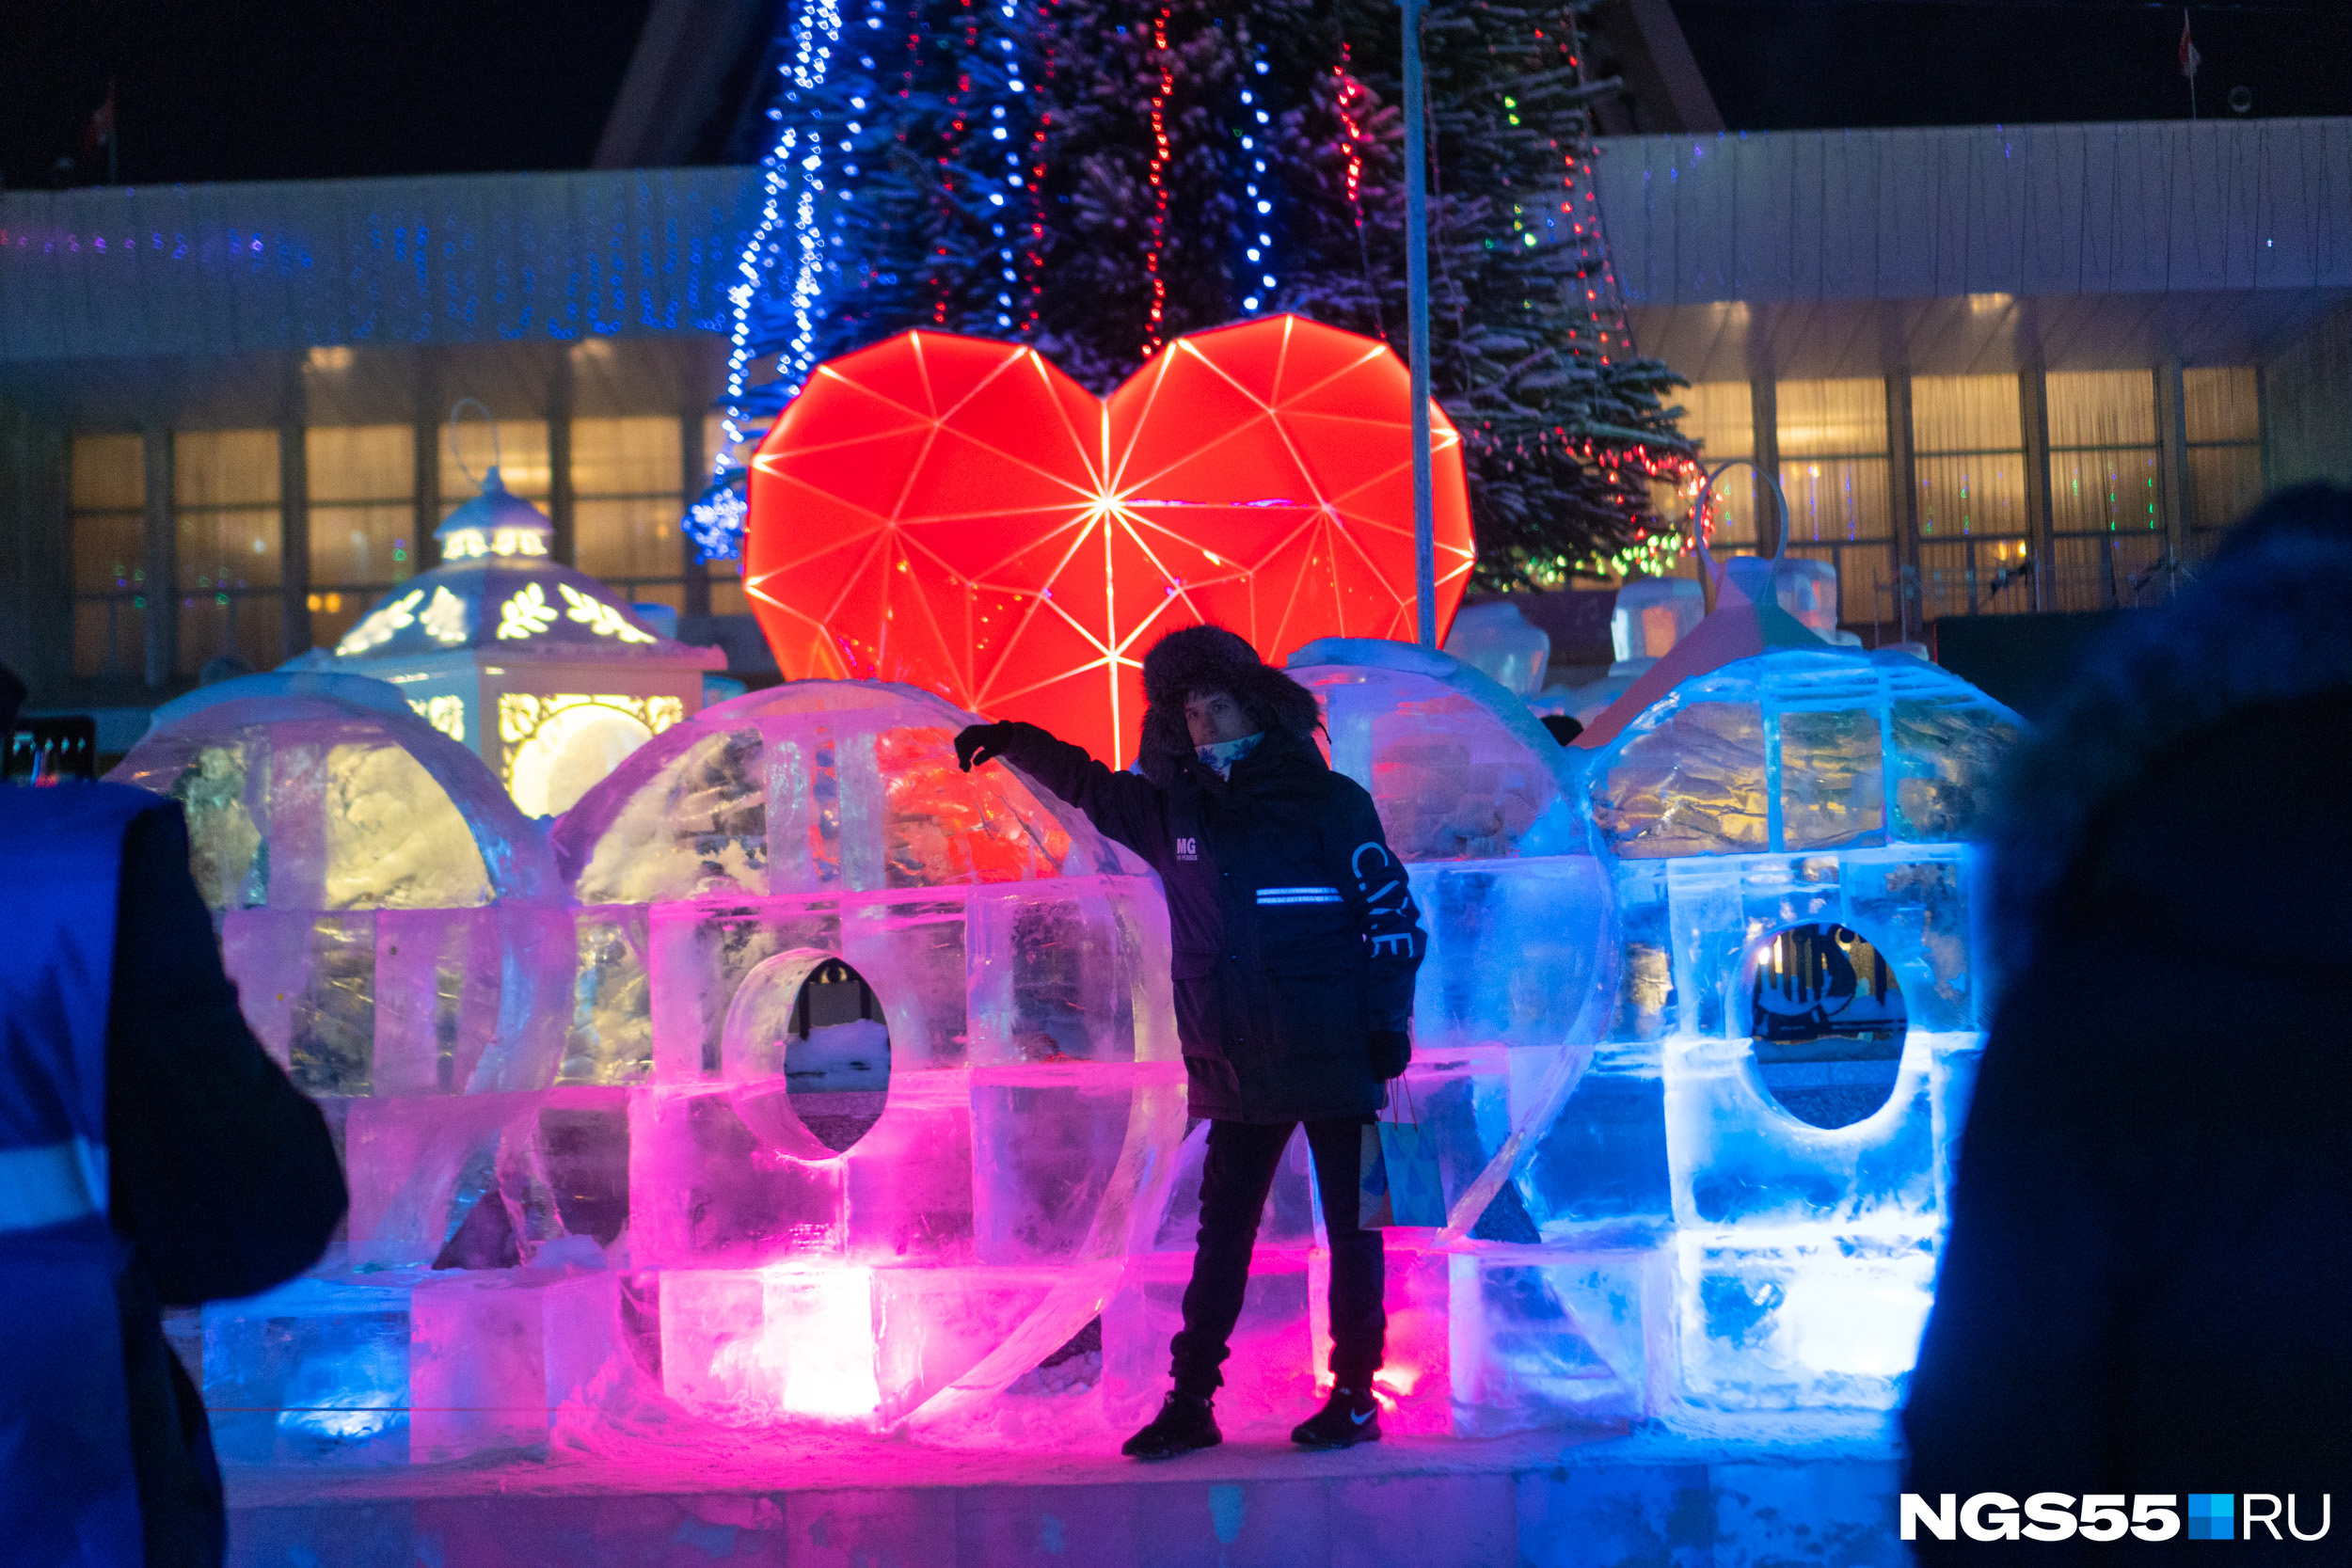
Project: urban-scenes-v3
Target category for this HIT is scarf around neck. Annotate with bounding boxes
[1194,731,1264,780]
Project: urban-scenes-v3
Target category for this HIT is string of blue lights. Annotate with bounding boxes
[1238,41,1276,316]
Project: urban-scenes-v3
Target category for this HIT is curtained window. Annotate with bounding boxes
[1776,378,1893,625]
[306,424,416,652]
[2184,368,2263,551]
[174,430,282,674]
[1911,375,2031,618]
[573,416,686,610]
[70,435,148,679]
[441,418,551,509]
[704,414,753,617]
[1653,382,1758,554]
[2045,371,2165,610]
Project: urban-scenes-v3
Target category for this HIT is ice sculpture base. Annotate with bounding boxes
[192,1265,622,1468]
[221,1410,1910,1567]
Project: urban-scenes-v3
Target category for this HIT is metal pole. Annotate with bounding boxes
[1401,0,1436,651]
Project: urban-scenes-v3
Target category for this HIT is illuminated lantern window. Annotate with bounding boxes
[743,316,1476,767]
[327,465,722,816]
[499,691,685,819]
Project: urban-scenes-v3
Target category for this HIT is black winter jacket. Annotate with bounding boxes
[1903,488,2352,1541]
[992,723,1425,1123]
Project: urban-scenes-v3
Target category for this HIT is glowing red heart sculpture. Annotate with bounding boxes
[743,315,1475,767]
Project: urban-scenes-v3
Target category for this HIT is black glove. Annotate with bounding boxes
[1369,1028,1411,1081]
[954,721,1027,772]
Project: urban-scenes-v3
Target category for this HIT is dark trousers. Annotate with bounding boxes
[1168,1117,1385,1400]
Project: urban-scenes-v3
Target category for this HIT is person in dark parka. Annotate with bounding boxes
[1902,485,2352,1559]
[1,664,347,1568]
[956,625,1424,1458]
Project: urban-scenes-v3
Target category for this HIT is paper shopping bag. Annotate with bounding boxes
[1358,1085,1448,1229]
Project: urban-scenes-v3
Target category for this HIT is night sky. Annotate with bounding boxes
[1679,1,2352,132]
[4,1,2349,192]
[0,1,656,190]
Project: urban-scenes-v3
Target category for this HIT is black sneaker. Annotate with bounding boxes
[1291,1386,1382,1449]
[1120,1392,1222,1461]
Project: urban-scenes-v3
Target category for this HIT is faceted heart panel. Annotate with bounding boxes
[743,315,1475,766]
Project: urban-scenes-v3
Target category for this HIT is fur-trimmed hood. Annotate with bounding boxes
[1136,625,1322,785]
[1984,483,2352,991]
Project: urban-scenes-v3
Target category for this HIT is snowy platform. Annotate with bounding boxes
[223,1413,1908,1567]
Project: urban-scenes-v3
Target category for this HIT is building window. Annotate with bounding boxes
[1910,375,2031,618]
[442,419,552,513]
[573,416,684,610]
[2184,368,2263,551]
[306,424,416,652]
[70,434,148,680]
[2045,371,2163,610]
[1776,378,1893,625]
[174,430,282,675]
[1658,382,1758,554]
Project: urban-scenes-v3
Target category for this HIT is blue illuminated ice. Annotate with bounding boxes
[1551,645,2021,1411]
[1440,599,1552,695]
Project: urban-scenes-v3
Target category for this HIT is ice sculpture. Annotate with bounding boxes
[183,679,1185,1457]
[111,675,602,1465]
[547,680,1187,1436]
[1536,643,2022,1411]
[1441,600,1552,696]
[1612,577,1708,666]
[1769,557,1843,641]
[170,624,2019,1462]
[1549,577,1713,725]
[106,673,569,1099]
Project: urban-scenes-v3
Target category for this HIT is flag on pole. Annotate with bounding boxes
[2178,10,2201,119]
[82,78,117,182]
[82,80,116,155]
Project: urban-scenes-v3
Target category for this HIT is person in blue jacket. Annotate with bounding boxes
[1,664,346,1567]
[956,626,1424,1459]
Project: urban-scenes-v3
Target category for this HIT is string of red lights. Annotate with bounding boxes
[932,0,983,325]
[1021,0,1056,335]
[1141,8,1173,359]
[1334,48,1366,225]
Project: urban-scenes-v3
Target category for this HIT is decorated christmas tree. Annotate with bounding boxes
[707,0,1697,586]
[1306,1,1699,587]
[723,0,1040,434]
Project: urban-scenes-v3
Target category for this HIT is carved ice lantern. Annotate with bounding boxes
[326,467,723,817]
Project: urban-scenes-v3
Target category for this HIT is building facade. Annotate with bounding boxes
[1602,119,2351,639]
[4,120,2350,715]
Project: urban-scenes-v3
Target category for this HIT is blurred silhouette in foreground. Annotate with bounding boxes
[1904,484,2352,1550]
[0,665,347,1567]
